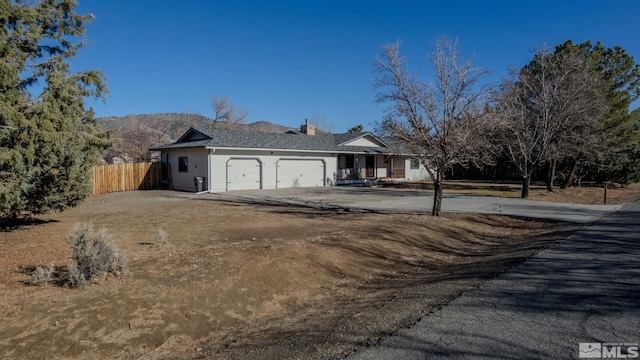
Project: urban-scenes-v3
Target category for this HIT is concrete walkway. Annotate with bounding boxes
[347,200,640,359]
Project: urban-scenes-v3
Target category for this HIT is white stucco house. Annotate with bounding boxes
[153,122,429,192]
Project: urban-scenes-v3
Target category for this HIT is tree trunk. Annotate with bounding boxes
[521,175,530,198]
[561,159,580,189]
[432,181,443,216]
[546,159,556,192]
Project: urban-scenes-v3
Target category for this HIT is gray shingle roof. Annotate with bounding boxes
[153,126,391,154]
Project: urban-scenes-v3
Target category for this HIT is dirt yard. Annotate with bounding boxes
[0,187,634,359]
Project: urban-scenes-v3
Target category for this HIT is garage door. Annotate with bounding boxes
[227,158,261,190]
[277,159,325,188]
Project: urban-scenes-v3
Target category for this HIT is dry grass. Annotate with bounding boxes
[0,186,630,359]
[391,181,640,205]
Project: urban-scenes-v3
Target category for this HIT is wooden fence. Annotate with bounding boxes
[90,162,165,196]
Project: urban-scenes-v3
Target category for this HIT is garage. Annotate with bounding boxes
[227,158,262,190]
[276,159,325,188]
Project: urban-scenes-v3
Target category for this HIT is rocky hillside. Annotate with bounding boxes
[97,113,296,141]
[96,113,298,163]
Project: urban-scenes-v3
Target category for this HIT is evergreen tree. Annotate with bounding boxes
[1,0,109,219]
[552,40,640,186]
[592,109,640,185]
[347,124,363,133]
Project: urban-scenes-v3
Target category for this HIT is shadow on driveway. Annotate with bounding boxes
[202,187,621,223]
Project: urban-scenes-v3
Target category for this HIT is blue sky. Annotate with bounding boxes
[74,1,640,133]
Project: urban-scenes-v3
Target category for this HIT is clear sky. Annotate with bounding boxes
[74,0,640,133]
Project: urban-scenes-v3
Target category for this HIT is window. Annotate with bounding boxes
[410,159,420,170]
[338,155,355,168]
[178,157,188,172]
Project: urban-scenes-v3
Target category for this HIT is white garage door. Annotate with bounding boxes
[227,158,261,190]
[277,159,325,188]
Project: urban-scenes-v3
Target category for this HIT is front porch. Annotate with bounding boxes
[336,154,406,185]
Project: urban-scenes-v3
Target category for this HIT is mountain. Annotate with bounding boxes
[96,113,297,141]
[95,113,300,163]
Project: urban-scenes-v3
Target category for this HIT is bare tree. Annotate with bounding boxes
[308,113,335,133]
[106,119,172,162]
[211,96,248,125]
[374,37,493,216]
[495,45,606,197]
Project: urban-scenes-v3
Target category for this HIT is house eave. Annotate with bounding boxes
[204,146,392,155]
[153,145,395,155]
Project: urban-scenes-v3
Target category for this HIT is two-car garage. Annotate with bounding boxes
[225,157,326,191]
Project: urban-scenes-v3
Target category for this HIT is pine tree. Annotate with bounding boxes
[1,0,109,219]
[551,40,640,187]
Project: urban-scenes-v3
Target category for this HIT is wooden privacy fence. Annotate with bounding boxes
[90,162,164,195]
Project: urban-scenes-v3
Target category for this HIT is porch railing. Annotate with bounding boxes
[338,167,405,180]
[338,168,358,180]
[389,168,405,178]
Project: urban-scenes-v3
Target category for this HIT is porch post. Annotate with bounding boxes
[375,156,378,178]
[354,155,358,179]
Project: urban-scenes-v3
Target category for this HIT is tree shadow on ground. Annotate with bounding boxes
[0,217,59,232]
[193,194,398,218]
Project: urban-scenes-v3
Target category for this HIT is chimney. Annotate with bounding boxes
[301,119,316,135]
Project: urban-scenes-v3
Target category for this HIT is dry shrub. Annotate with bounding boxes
[63,262,86,288]
[31,263,55,286]
[65,222,126,288]
[154,229,168,246]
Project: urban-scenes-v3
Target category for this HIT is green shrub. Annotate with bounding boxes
[66,222,126,287]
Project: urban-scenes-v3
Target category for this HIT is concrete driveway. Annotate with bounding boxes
[212,186,621,223]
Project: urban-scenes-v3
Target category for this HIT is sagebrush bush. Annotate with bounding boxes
[154,229,168,246]
[66,222,126,287]
[31,263,55,285]
[63,262,87,288]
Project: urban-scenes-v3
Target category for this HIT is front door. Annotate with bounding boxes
[365,156,375,178]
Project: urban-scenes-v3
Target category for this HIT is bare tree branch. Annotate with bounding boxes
[374,36,493,216]
[211,96,248,125]
[495,45,606,197]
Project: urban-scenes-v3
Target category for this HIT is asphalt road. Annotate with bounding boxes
[347,199,640,359]
[216,187,621,223]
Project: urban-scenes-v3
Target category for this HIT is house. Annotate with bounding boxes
[152,122,429,192]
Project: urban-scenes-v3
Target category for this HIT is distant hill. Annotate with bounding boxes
[96,113,297,142]
[96,113,300,163]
